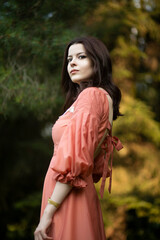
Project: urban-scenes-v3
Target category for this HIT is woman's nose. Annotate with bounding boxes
[70,58,77,66]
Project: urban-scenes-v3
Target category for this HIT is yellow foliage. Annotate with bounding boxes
[113,93,160,146]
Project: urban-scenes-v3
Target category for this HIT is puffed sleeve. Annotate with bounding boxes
[50,87,108,188]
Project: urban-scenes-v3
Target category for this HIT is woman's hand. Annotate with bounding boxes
[34,182,72,239]
[34,204,56,240]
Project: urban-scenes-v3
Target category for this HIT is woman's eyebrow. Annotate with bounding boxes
[67,52,86,57]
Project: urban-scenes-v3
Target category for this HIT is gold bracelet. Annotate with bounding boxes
[48,198,60,208]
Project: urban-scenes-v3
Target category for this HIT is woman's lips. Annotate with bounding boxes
[70,69,79,74]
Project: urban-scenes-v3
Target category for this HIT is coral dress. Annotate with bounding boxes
[40,87,123,240]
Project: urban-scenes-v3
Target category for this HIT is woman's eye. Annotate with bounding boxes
[67,55,86,62]
[67,58,72,62]
[79,55,86,59]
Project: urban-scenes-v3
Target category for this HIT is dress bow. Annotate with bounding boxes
[112,136,123,151]
[100,135,123,198]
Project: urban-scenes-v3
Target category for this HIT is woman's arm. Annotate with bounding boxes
[50,181,72,204]
[34,182,72,240]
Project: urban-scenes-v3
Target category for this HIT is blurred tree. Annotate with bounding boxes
[85,0,160,120]
[0,0,101,119]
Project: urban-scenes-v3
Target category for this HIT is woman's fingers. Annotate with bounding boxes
[46,236,52,240]
[41,231,52,239]
[34,232,43,240]
[34,230,52,240]
[34,230,43,240]
[38,233,43,240]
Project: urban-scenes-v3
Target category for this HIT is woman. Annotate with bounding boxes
[34,36,123,240]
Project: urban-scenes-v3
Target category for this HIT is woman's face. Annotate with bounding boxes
[67,43,93,85]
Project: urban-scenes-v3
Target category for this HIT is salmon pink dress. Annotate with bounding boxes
[40,87,123,240]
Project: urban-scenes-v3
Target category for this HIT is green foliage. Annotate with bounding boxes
[7,193,41,240]
[99,193,160,240]
[0,0,101,119]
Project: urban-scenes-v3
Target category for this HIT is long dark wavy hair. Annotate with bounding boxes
[61,36,122,120]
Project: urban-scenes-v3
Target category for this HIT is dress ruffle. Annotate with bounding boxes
[53,171,88,188]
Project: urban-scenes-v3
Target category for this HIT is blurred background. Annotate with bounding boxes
[0,0,160,239]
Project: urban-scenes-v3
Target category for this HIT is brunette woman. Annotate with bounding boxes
[34,36,123,240]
